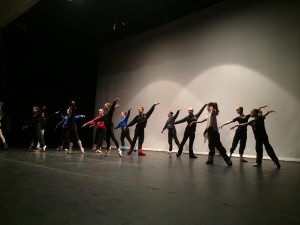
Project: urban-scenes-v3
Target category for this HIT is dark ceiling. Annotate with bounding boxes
[1,0,231,117]
[4,0,230,48]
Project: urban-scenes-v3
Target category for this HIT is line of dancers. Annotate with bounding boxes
[3,98,280,168]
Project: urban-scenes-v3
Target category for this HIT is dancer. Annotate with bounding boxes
[190,102,232,166]
[114,107,134,153]
[0,101,8,149]
[30,106,60,149]
[94,98,121,157]
[65,101,85,154]
[220,105,267,162]
[82,108,106,153]
[161,109,181,153]
[173,104,207,158]
[56,110,85,151]
[230,108,280,168]
[127,103,160,156]
[23,105,47,151]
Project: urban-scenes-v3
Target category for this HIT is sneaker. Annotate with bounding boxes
[118,149,123,157]
[56,146,62,151]
[42,145,47,152]
[274,161,281,169]
[252,163,261,167]
[127,148,133,155]
[80,148,85,154]
[240,158,248,162]
[96,150,102,153]
[138,148,146,156]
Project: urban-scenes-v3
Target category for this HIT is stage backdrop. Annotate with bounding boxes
[95,0,300,161]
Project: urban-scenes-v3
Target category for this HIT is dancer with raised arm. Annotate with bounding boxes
[220,105,267,162]
[230,107,280,168]
[94,98,121,157]
[114,107,134,154]
[82,108,106,153]
[161,109,181,153]
[173,104,207,158]
[65,101,85,154]
[190,102,232,166]
[127,103,160,156]
[56,110,85,151]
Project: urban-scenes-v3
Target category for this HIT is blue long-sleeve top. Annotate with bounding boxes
[56,115,82,129]
[114,108,131,130]
[162,110,180,132]
[66,103,76,128]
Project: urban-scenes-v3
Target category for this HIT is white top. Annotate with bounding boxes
[206,109,218,132]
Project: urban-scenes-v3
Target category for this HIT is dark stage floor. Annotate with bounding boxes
[0,148,300,225]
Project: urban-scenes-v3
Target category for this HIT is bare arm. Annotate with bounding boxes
[263,110,276,118]
[219,120,234,129]
[258,105,268,110]
[230,122,249,130]
[189,117,207,126]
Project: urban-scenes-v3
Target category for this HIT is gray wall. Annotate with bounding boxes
[96,0,300,161]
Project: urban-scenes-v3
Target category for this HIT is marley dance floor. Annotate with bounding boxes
[0,148,300,225]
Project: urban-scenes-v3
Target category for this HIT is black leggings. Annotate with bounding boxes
[177,131,195,157]
[131,128,145,149]
[168,128,180,151]
[207,128,229,162]
[120,127,133,146]
[255,135,278,164]
[230,131,247,155]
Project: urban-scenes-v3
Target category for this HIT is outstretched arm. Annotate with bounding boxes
[263,110,276,118]
[173,109,181,120]
[145,102,160,119]
[127,115,138,127]
[230,122,249,130]
[219,120,234,129]
[258,105,268,110]
[161,122,168,133]
[173,117,187,125]
[195,103,208,119]
[189,117,207,126]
